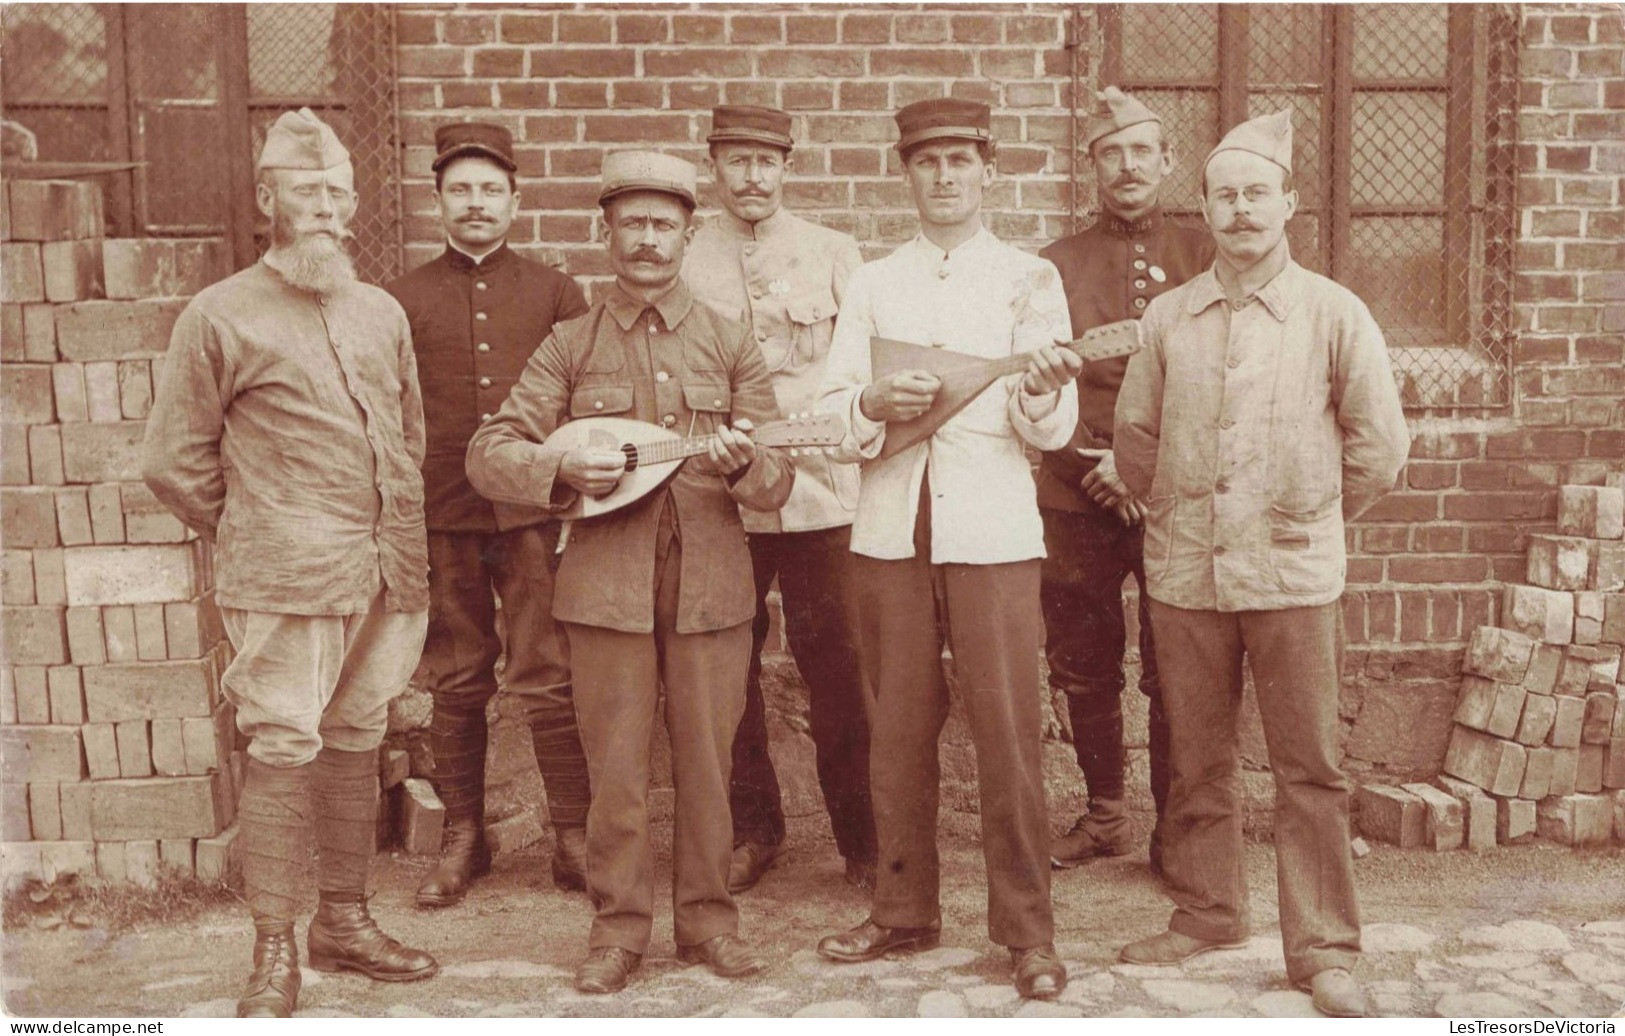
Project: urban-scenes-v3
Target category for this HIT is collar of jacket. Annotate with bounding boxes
[605,276,694,331]
[1100,208,1164,238]
[908,224,998,264]
[443,240,513,273]
[1184,259,1298,322]
[715,205,791,241]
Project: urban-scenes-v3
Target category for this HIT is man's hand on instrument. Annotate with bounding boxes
[859,370,941,423]
[1078,449,1142,525]
[559,448,627,497]
[708,418,757,475]
[1022,345,1084,396]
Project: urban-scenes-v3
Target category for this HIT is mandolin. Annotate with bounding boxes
[548,412,845,520]
[869,318,1143,459]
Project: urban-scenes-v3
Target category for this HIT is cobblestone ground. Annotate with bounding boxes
[3,813,1622,1018]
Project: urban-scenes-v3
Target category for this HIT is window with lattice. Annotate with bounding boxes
[1096,3,1520,410]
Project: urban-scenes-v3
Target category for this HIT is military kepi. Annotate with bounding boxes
[894,98,992,153]
[1206,109,1293,173]
[599,150,698,209]
[257,107,348,172]
[1084,87,1161,151]
[707,105,794,151]
[433,122,516,173]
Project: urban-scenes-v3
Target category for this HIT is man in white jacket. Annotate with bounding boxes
[813,97,1082,1001]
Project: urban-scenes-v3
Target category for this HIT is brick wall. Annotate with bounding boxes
[394,4,1085,273]
[392,2,1625,781]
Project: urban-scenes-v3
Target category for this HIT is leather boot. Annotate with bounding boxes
[307,893,439,982]
[417,704,490,907]
[1050,797,1132,868]
[416,815,492,908]
[551,823,587,893]
[237,919,301,1018]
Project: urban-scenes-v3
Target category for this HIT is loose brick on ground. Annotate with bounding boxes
[1354,784,1427,847]
[89,774,226,840]
[401,778,445,856]
[1515,693,1558,745]
[1400,782,1465,851]
[1536,792,1614,845]
[1443,726,1527,797]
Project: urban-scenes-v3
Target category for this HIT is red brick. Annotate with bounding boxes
[838,81,889,110]
[552,82,604,109]
[531,47,635,79]
[643,47,750,79]
[671,13,725,44]
[583,114,692,144]
[669,81,720,110]
[471,47,524,79]
[398,46,464,79]
[841,12,891,43]
[872,49,974,77]
[758,48,865,79]
[722,81,778,108]
[981,48,1041,79]
[729,13,782,44]
[1359,492,1439,522]
[443,12,496,45]
[1007,14,1062,44]
[500,12,552,44]
[557,12,612,43]
[783,82,835,111]
[613,12,667,44]
[395,11,437,45]
[441,82,493,109]
[785,14,837,44]
[611,80,663,110]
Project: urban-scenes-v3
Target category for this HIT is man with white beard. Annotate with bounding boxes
[143,108,437,1017]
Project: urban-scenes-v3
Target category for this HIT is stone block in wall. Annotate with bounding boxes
[0,725,84,782]
[82,657,216,721]
[1536,792,1613,846]
[89,773,227,840]
[1557,485,1625,541]
[81,722,118,779]
[1496,797,1537,845]
[54,298,187,362]
[1514,746,1553,805]
[1594,543,1625,593]
[0,841,96,892]
[1354,784,1426,847]
[63,543,204,606]
[1549,694,1586,748]
[1571,643,1621,683]
[1577,741,1605,793]
[2,364,56,425]
[1605,595,1625,647]
[41,240,103,303]
[1605,739,1625,790]
[27,783,59,840]
[1434,776,1496,850]
[1549,747,1580,798]
[150,717,186,776]
[125,840,159,887]
[159,838,194,877]
[1515,693,1557,746]
[2,487,61,548]
[115,719,151,778]
[1462,626,1536,683]
[1526,535,1593,591]
[1443,726,1526,797]
[1,784,30,840]
[2,242,44,303]
[1575,591,1605,645]
[102,239,227,300]
[162,594,223,659]
[6,181,103,242]
[1502,585,1574,645]
[58,420,144,485]
[1453,676,1526,738]
[1400,782,1464,851]
[1582,693,1617,744]
[12,667,50,724]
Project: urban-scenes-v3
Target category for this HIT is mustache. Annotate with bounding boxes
[1110,173,1148,187]
[627,248,666,262]
[1223,218,1265,233]
[457,213,494,223]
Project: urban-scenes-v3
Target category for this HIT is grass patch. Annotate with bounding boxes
[3,870,240,935]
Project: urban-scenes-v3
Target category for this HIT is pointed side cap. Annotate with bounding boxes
[599,150,698,208]
[1205,109,1293,174]
[1084,86,1162,150]
[257,107,350,172]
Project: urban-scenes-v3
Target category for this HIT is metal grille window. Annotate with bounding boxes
[1,3,401,283]
[1097,3,1520,410]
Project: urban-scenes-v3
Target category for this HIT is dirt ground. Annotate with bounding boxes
[3,809,1622,1019]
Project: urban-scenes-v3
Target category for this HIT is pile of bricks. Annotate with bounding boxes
[1,178,240,889]
[1359,479,1625,851]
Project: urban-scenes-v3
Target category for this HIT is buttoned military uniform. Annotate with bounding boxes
[1036,210,1212,829]
[386,243,593,850]
[686,207,876,871]
[465,278,794,955]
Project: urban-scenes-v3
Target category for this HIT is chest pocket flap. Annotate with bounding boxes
[786,291,837,327]
[569,384,634,418]
[682,382,732,415]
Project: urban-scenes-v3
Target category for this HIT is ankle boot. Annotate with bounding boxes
[307,893,438,982]
[1050,797,1133,868]
[416,815,492,907]
[237,920,301,1018]
[551,823,587,892]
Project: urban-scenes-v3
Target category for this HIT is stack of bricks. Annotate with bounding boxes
[1361,479,1625,852]
[1,178,241,889]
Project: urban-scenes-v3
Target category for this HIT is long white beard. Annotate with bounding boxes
[270,230,356,296]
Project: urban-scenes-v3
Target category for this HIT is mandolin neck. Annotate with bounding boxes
[635,435,717,467]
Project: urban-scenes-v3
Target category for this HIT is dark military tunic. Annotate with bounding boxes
[386,244,589,531]
[1035,210,1213,513]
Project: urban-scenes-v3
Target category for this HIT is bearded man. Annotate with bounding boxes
[143,108,437,1018]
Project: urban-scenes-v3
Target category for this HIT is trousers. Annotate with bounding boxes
[731,525,876,863]
[1149,598,1360,983]
[563,513,749,954]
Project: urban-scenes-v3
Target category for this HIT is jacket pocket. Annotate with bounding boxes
[568,384,634,418]
[1141,493,1175,586]
[1267,494,1344,595]
[682,382,732,417]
